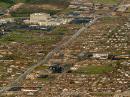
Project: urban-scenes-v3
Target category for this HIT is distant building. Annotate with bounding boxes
[0,18,14,24]
[24,13,72,26]
[30,13,51,24]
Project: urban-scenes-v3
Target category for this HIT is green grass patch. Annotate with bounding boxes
[0,65,5,73]
[11,8,60,17]
[93,0,118,4]
[53,26,71,35]
[0,31,62,45]
[91,92,113,96]
[37,75,55,82]
[25,0,69,6]
[100,16,118,23]
[35,65,49,70]
[0,2,12,9]
[74,65,113,74]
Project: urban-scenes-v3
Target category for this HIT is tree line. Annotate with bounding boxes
[1,0,69,4]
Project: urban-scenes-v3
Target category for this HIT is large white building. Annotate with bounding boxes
[24,13,72,26]
[30,13,51,23]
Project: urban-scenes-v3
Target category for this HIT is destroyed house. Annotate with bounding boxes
[113,54,130,60]
[49,64,64,73]
[70,17,91,24]
[8,87,22,91]
[92,53,109,59]
[78,52,93,60]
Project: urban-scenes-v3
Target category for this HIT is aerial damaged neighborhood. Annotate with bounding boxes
[0,0,130,97]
